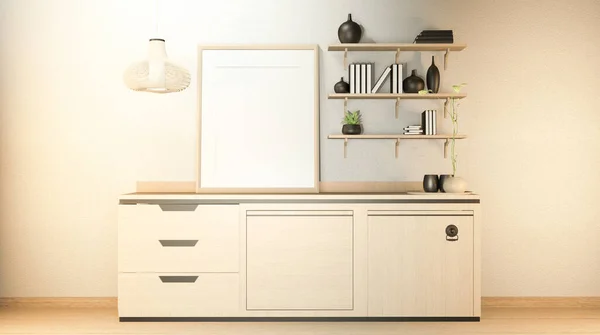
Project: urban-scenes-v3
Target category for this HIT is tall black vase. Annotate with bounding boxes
[337,14,362,43]
[426,56,440,93]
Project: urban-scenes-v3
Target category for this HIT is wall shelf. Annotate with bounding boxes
[329,43,466,69]
[328,134,467,159]
[328,43,467,52]
[329,93,467,100]
[330,93,467,119]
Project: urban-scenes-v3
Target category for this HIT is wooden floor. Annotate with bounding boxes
[1,307,600,334]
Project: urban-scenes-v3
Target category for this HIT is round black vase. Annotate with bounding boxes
[403,69,425,93]
[423,174,439,193]
[438,174,452,192]
[337,14,362,43]
[342,124,362,135]
[334,77,350,93]
[426,56,440,93]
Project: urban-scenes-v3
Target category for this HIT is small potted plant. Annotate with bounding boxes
[341,110,363,135]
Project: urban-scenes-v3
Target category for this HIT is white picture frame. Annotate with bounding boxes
[197,45,320,193]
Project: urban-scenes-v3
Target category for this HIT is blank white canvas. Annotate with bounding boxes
[199,48,317,189]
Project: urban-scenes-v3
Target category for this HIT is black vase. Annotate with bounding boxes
[402,69,425,93]
[426,56,440,93]
[423,174,439,193]
[438,174,452,192]
[334,77,350,93]
[342,124,362,135]
[337,14,362,43]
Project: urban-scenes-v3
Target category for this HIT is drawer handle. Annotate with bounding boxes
[159,240,198,247]
[159,276,198,283]
[158,204,198,212]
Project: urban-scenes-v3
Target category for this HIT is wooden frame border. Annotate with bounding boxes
[196,44,320,194]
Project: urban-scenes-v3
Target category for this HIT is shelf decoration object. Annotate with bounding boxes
[334,77,350,93]
[403,69,425,93]
[414,30,454,44]
[423,175,439,193]
[124,39,191,93]
[341,110,363,135]
[426,56,440,93]
[337,14,362,43]
[444,83,468,193]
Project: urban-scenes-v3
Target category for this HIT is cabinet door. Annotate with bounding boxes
[368,214,473,317]
[246,212,353,310]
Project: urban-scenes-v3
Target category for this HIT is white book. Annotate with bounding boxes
[354,63,360,94]
[371,66,391,93]
[392,64,398,94]
[349,64,355,94]
[433,110,437,135]
[361,63,367,94]
[397,63,404,93]
[366,63,372,94]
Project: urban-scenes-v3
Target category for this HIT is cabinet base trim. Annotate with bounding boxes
[119,316,480,322]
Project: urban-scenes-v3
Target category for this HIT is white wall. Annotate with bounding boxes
[1,0,599,297]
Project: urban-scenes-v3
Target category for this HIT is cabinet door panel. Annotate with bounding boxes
[368,215,473,316]
[246,215,353,310]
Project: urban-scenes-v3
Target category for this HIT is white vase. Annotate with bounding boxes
[443,176,467,193]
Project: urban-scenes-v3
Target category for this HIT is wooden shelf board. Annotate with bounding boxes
[328,93,466,100]
[328,134,467,140]
[328,43,467,52]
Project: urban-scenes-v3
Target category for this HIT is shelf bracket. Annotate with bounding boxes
[395,138,401,159]
[343,48,348,69]
[444,98,450,119]
[395,48,401,64]
[344,97,348,114]
[444,48,450,70]
[344,138,348,158]
[395,97,400,119]
[444,139,449,158]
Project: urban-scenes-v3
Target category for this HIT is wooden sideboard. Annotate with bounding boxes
[118,192,481,321]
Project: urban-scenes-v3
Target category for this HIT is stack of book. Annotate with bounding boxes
[414,30,454,44]
[349,63,374,94]
[349,63,406,94]
[421,110,437,135]
[403,125,423,135]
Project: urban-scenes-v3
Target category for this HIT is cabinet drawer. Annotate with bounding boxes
[118,204,239,273]
[118,273,239,317]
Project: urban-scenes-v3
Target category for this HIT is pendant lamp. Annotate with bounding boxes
[123,0,190,93]
[123,38,190,93]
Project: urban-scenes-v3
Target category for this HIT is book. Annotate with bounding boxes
[392,64,398,93]
[354,63,360,93]
[349,64,355,94]
[361,63,367,94]
[371,66,391,93]
[366,63,372,94]
[419,30,453,35]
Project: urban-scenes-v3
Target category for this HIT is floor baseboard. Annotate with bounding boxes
[3,297,599,309]
[0,297,117,308]
[482,297,600,308]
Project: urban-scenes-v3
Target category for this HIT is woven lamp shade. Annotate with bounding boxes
[124,39,190,93]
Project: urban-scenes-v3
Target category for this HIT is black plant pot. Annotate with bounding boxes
[438,174,452,192]
[423,174,439,193]
[337,14,362,43]
[342,124,362,135]
[426,56,440,93]
[334,77,350,93]
[403,69,425,93]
